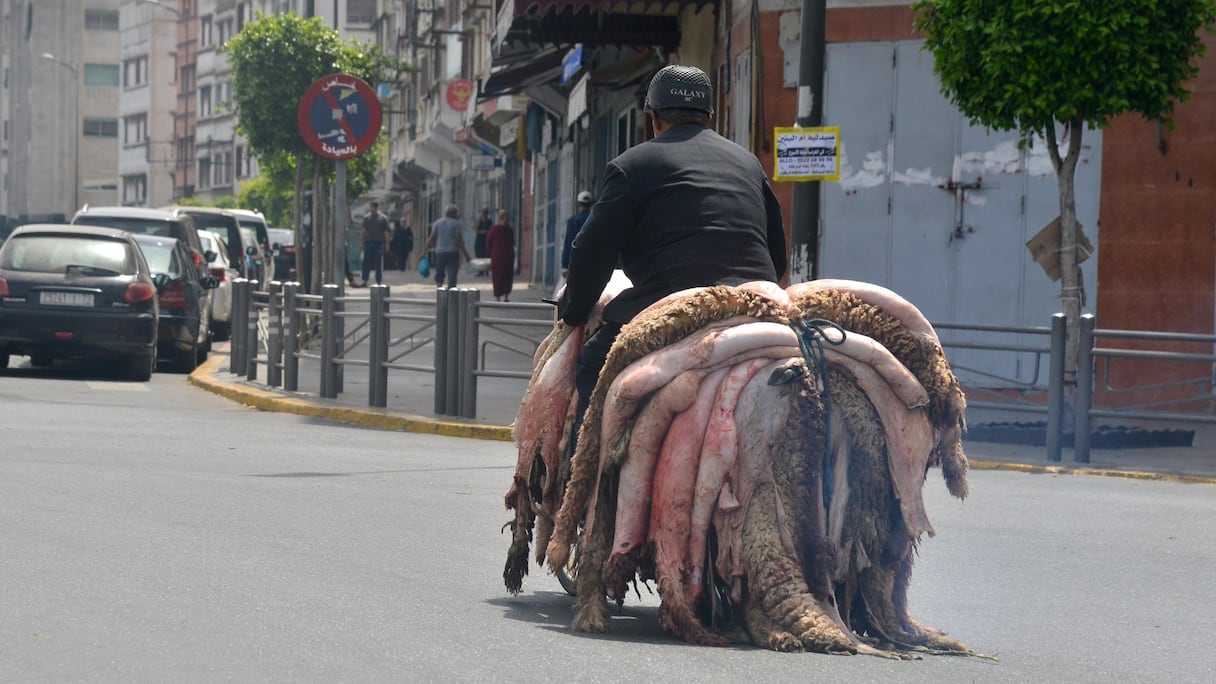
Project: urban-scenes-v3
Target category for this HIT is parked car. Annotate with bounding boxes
[0,224,159,380]
[72,206,210,280]
[197,230,236,341]
[239,227,265,285]
[167,206,270,287]
[267,227,297,282]
[132,234,218,373]
[230,209,273,282]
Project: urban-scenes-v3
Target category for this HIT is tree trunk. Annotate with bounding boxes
[1045,117,1086,380]
[292,152,306,292]
[1045,117,1087,436]
[311,158,325,292]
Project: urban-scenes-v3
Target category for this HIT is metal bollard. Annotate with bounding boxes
[1074,313,1096,463]
[229,278,247,374]
[267,281,282,387]
[369,285,389,407]
[445,288,463,416]
[460,288,480,418]
[320,284,339,398]
[245,284,259,381]
[283,282,300,391]
[434,287,449,414]
[1046,313,1066,462]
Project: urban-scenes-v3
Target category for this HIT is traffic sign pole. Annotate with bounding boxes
[334,160,347,294]
[296,73,382,294]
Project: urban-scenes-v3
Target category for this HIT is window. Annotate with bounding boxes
[199,85,212,118]
[347,0,376,24]
[216,17,234,45]
[215,81,225,112]
[198,157,211,189]
[85,9,119,31]
[123,114,148,145]
[180,64,194,93]
[123,56,148,88]
[83,118,118,137]
[235,146,244,179]
[83,64,120,86]
[200,15,212,47]
[214,151,232,187]
[122,175,148,205]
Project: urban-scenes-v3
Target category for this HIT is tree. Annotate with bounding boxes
[912,0,1216,382]
[223,12,406,291]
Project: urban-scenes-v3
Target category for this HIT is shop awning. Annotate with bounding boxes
[481,48,566,100]
[493,0,713,53]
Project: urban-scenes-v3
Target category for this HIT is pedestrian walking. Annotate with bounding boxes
[474,208,492,259]
[486,209,515,301]
[424,204,472,288]
[359,201,391,286]
[562,191,593,279]
[391,221,413,271]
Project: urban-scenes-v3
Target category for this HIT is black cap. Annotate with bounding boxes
[644,65,713,113]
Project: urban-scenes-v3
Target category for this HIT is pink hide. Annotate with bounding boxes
[823,335,929,409]
[686,357,773,600]
[608,370,706,566]
[649,369,728,603]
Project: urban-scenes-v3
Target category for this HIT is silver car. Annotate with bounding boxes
[197,230,236,341]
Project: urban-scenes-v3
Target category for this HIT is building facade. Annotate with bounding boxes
[1,0,122,226]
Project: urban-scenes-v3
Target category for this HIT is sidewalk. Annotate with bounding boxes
[189,267,1216,486]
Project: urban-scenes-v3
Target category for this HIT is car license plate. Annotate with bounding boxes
[40,291,94,307]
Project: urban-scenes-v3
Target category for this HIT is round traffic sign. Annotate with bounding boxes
[297,73,383,160]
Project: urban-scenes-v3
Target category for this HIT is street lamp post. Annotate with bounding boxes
[41,52,79,217]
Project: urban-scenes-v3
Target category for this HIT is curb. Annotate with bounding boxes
[188,354,513,442]
[188,354,1215,486]
[965,458,1216,485]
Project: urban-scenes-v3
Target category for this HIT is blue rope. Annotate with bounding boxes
[794,319,847,510]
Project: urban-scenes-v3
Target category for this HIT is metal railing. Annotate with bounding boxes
[226,280,1213,463]
[1075,314,1216,462]
[933,314,1068,461]
[226,279,553,420]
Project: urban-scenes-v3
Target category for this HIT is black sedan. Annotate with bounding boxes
[0,224,159,380]
[132,234,218,373]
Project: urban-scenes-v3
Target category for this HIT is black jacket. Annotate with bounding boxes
[559,124,787,326]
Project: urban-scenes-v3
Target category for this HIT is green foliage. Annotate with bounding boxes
[223,12,409,208]
[223,12,346,157]
[223,12,408,157]
[238,173,292,227]
[912,0,1216,136]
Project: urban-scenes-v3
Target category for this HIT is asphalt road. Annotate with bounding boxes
[1,366,1214,682]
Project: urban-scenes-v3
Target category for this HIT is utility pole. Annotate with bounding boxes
[790,0,826,281]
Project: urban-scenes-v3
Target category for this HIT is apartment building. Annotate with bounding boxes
[0,0,121,225]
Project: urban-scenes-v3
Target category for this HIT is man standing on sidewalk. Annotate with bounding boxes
[360,201,391,286]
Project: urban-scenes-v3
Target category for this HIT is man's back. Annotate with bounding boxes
[564,124,786,325]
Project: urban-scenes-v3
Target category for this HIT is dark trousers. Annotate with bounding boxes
[432,251,461,288]
[361,241,384,284]
[573,321,624,437]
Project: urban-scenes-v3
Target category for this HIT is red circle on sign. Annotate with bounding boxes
[297,73,383,160]
[446,79,475,112]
